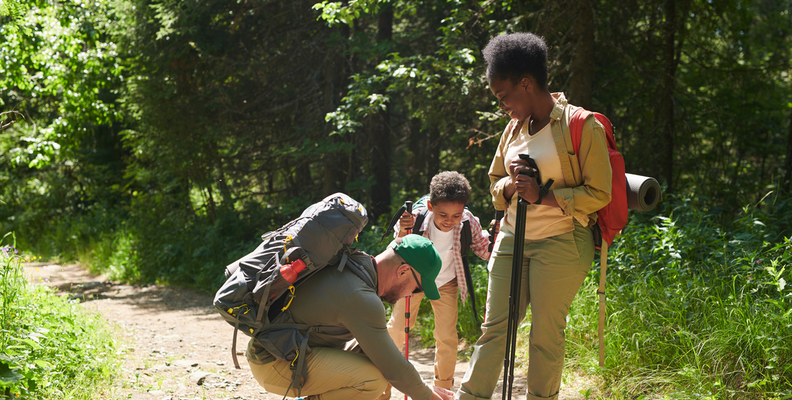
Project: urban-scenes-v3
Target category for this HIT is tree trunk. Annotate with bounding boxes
[426,125,440,189]
[568,0,594,109]
[322,24,352,196]
[659,0,678,192]
[369,4,394,219]
[784,107,792,194]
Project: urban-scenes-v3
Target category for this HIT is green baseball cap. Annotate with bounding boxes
[392,234,442,300]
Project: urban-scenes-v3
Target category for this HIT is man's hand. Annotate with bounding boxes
[397,211,415,237]
[429,385,454,400]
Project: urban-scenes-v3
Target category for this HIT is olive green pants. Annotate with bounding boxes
[457,222,593,400]
[249,346,388,400]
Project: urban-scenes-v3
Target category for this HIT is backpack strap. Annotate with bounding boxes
[570,107,590,156]
[341,250,377,289]
[291,331,311,397]
[458,220,482,324]
[231,320,242,369]
[337,252,349,272]
[569,107,604,249]
[459,220,472,257]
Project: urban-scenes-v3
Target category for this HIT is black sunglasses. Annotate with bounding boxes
[409,266,424,294]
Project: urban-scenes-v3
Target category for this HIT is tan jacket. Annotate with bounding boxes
[488,93,612,232]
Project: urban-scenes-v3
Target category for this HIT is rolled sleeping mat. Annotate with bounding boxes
[626,173,661,212]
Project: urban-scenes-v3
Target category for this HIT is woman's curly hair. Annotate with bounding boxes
[429,171,471,205]
[482,32,548,89]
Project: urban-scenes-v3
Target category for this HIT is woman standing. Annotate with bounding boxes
[457,32,612,400]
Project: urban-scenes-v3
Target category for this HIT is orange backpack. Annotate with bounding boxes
[570,108,628,367]
[570,108,628,248]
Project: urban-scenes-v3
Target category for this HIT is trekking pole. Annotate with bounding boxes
[502,179,527,400]
[489,210,505,253]
[503,155,553,400]
[403,201,413,400]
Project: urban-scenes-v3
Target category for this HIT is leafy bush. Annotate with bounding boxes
[0,233,120,399]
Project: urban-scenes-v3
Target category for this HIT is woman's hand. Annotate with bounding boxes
[508,158,540,204]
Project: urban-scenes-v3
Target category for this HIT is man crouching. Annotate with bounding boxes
[247,234,455,400]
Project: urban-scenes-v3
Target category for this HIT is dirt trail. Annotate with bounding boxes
[24,263,593,400]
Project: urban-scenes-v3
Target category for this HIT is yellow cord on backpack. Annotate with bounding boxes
[281,286,296,312]
[291,349,299,367]
[227,304,250,317]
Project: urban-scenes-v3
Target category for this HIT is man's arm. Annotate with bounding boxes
[339,290,435,400]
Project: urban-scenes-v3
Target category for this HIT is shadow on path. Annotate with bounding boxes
[25,262,216,316]
[23,262,595,400]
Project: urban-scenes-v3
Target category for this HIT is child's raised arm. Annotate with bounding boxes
[467,212,492,261]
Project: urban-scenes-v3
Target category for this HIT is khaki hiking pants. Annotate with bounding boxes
[457,222,594,400]
[249,346,388,400]
[386,279,460,389]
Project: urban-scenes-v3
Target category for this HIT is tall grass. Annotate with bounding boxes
[397,194,791,399]
[563,195,792,399]
[0,233,121,399]
[7,182,791,399]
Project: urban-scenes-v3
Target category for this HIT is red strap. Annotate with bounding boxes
[570,108,617,154]
[570,107,590,155]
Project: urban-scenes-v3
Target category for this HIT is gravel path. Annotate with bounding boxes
[25,263,595,400]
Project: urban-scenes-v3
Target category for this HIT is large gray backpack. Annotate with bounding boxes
[213,193,374,388]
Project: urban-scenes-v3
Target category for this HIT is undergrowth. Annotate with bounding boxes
[0,233,121,399]
[563,195,792,399]
[398,194,792,399]
[7,189,791,399]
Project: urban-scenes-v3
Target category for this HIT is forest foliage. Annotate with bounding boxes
[2,0,790,286]
[2,0,792,397]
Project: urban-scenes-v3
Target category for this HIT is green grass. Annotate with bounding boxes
[561,197,792,399]
[1,233,121,399]
[5,190,792,399]
[401,195,791,399]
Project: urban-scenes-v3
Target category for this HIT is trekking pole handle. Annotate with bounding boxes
[489,210,504,252]
[404,201,413,234]
[517,154,553,205]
